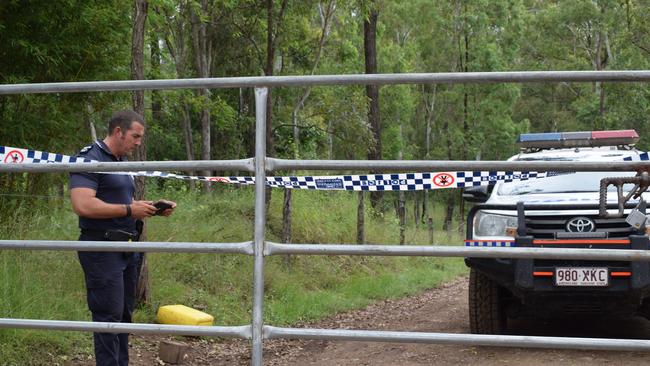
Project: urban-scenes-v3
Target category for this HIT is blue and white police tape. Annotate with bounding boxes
[465,240,516,247]
[0,145,573,192]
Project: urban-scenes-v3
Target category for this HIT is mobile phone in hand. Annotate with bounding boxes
[153,200,173,215]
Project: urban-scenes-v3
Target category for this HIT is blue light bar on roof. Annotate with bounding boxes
[517,130,638,149]
[518,132,562,142]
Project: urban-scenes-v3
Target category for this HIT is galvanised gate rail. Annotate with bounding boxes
[2,71,650,365]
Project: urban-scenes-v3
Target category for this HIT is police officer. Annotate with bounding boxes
[70,110,176,366]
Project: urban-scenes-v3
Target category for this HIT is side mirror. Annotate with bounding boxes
[463,185,491,203]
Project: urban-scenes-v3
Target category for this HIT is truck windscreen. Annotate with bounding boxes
[497,171,637,196]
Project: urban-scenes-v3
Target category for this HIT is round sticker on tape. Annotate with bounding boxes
[208,177,230,183]
[4,150,24,164]
[432,172,455,187]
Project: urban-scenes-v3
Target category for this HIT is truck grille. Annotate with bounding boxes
[560,302,604,315]
[525,215,634,239]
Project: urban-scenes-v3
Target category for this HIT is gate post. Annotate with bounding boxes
[251,87,268,366]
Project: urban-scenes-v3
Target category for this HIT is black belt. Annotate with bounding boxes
[81,229,139,242]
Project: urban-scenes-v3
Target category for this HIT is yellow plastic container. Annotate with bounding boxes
[156,305,214,326]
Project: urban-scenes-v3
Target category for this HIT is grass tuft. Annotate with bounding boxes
[0,186,467,364]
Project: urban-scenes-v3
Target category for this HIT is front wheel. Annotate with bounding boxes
[468,268,507,334]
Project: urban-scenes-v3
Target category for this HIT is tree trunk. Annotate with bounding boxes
[130,0,149,306]
[442,103,454,234]
[282,1,335,257]
[397,122,406,244]
[422,194,428,225]
[458,190,465,236]
[150,33,162,124]
[162,1,194,190]
[86,104,97,141]
[282,188,292,267]
[290,0,335,155]
[398,190,406,245]
[327,119,333,159]
[423,84,437,224]
[264,0,275,155]
[596,30,607,128]
[131,0,148,179]
[190,0,213,193]
[414,192,420,230]
[181,105,196,190]
[357,191,365,244]
[150,27,165,188]
[595,3,609,128]
[443,193,455,234]
[364,1,382,210]
[598,82,606,126]
[458,29,469,237]
[264,0,276,207]
[264,0,288,206]
[198,105,211,192]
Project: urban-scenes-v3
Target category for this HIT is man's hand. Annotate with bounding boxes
[131,200,157,219]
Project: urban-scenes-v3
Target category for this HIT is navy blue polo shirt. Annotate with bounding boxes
[69,140,136,232]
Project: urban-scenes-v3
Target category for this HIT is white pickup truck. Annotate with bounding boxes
[463,130,650,334]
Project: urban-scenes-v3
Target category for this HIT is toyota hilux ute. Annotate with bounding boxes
[463,129,650,334]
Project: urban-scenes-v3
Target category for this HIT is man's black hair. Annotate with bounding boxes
[108,110,144,135]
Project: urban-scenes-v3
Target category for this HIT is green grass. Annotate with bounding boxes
[0,185,467,365]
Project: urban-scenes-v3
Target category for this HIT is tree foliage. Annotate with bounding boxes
[1,0,649,197]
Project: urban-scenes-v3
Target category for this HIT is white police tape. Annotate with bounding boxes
[464,240,516,247]
[2,144,634,192]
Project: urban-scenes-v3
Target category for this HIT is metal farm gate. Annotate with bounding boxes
[2,71,650,365]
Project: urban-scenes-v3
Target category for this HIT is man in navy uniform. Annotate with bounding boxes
[70,110,176,366]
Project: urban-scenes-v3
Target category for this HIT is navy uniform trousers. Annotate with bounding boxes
[78,233,141,366]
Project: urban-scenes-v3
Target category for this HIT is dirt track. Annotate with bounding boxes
[71,276,650,365]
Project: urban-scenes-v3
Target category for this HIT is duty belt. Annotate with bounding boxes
[81,229,139,242]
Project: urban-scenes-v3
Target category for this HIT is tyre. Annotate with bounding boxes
[469,268,507,334]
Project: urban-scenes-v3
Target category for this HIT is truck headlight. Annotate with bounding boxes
[474,211,518,237]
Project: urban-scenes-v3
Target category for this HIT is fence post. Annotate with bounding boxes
[251,87,268,366]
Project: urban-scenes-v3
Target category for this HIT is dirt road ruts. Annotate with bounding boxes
[70,276,650,365]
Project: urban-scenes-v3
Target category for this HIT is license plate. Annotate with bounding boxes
[554,267,608,287]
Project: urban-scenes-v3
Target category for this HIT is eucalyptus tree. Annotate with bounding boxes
[0,0,132,197]
[516,0,649,136]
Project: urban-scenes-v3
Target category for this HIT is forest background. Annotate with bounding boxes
[2,0,650,223]
[1,0,650,364]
